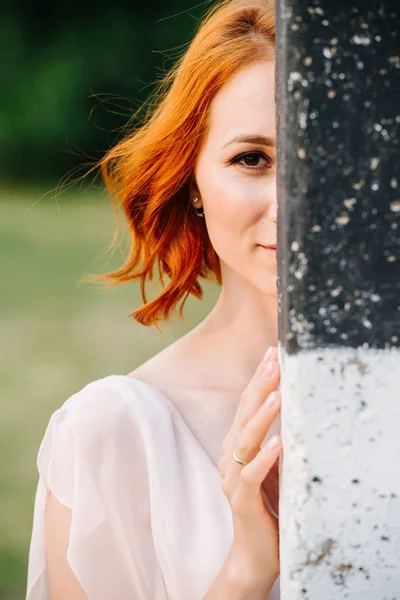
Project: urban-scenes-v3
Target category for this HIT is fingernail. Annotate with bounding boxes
[265,391,278,406]
[267,435,279,448]
[265,362,275,377]
[263,347,273,362]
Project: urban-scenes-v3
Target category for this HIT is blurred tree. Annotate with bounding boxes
[0,1,211,185]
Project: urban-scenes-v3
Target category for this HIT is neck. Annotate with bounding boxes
[190,271,278,391]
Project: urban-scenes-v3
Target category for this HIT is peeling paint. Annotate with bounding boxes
[278,347,400,597]
[390,200,400,213]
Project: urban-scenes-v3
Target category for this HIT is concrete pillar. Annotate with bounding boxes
[275,0,400,597]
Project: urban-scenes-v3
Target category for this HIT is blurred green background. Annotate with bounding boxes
[1,2,219,598]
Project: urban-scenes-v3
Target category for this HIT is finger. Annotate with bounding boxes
[220,346,279,462]
[240,346,279,412]
[222,420,279,502]
[234,391,281,466]
[222,355,280,457]
[233,357,280,432]
[224,390,280,483]
[238,347,277,413]
[238,436,282,503]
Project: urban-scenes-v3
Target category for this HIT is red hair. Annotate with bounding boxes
[98,0,275,328]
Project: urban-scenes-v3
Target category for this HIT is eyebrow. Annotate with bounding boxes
[222,135,276,149]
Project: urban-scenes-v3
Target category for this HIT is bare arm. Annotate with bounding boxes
[202,545,278,600]
[44,491,88,600]
[45,491,276,600]
[204,347,282,599]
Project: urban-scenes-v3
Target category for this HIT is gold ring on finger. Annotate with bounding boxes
[232,450,249,466]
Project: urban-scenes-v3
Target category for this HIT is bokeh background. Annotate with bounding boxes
[1,2,220,597]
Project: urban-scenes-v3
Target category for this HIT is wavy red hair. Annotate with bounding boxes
[98,0,275,328]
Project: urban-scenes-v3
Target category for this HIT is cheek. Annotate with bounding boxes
[200,166,262,247]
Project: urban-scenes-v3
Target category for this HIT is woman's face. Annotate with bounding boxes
[192,60,277,296]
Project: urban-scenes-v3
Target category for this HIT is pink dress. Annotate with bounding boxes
[26,375,281,599]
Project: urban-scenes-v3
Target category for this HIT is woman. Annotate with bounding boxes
[26,1,282,598]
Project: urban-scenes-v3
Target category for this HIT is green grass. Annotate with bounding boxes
[0,186,219,599]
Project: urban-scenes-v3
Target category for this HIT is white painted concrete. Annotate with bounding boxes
[278,344,400,599]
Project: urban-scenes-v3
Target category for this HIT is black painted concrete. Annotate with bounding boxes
[275,0,400,353]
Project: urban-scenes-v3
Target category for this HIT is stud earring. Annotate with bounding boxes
[192,196,204,218]
[196,208,205,218]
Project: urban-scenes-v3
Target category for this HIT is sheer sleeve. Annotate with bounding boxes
[26,380,167,600]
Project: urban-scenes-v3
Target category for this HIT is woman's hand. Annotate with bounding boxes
[217,346,281,594]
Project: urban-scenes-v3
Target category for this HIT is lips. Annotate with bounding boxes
[260,245,276,249]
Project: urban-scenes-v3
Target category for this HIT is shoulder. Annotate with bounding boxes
[43,375,172,452]
[37,375,171,507]
[127,331,204,402]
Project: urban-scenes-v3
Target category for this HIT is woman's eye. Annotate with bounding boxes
[229,151,272,170]
[242,153,263,166]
